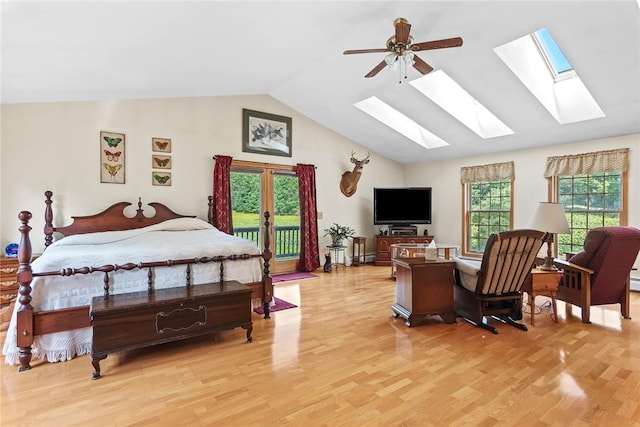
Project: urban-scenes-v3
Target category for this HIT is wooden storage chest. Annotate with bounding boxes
[90,280,253,379]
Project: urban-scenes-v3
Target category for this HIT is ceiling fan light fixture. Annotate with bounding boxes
[384,53,397,66]
[343,18,462,80]
[403,51,415,65]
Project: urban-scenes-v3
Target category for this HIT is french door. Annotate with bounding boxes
[230,162,300,274]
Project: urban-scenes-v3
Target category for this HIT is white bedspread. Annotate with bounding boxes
[3,218,263,365]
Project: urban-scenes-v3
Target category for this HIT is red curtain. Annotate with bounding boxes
[212,155,233,234]
[296,163,320,271]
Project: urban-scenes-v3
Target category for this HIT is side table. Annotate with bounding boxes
[352,237,366,266]
[523,268,563,325]
[391,258,456,327]
[327,246,347,270]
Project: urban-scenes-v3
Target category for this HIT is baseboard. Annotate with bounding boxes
[346,254,376,266]
[631,277,639,292]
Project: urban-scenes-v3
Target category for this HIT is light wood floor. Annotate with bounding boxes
[2,265,640,426]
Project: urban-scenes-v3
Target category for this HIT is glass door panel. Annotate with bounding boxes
[230,168,300,274]
[230,171,262,248]
[272,173,300,272]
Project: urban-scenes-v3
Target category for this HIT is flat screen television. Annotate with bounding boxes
[374,187,432,225]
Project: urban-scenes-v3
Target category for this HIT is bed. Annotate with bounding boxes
[2,191,273,371]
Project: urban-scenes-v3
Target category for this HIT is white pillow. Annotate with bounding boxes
[155,217,214,231]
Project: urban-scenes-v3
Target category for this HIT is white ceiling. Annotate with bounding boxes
[2,1,639,164]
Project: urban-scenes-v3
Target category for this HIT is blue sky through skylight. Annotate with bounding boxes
[535,28,573,74]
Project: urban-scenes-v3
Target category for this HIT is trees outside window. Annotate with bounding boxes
[556,172,624,256]
[465,180,513,254]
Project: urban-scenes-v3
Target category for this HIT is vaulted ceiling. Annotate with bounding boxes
[2,1,639,164]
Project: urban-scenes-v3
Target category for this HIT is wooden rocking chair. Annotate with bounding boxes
[453,229,547,334]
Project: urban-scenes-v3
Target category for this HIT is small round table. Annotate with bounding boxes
[327,246,347,270]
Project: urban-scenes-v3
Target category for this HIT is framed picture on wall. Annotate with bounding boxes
[152,137,171,153]
[152,155,171,169]
[100,131,125,184]
[152,172,171,186]
[242,109,292,157]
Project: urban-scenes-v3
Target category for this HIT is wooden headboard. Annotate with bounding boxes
[43,190,196,247]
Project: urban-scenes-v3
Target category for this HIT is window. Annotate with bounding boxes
[556,172,625,256]
[461,161,514,255]
[545,148,629,258]
[465,181,513,254]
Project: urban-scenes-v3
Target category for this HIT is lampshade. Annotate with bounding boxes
[528,202,570,234]
[384,53,397,66]
[402,50,415,65]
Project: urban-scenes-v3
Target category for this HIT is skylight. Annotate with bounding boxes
[354,96,449,149]
[410,70,514,139]
[494,28,604,124]
[533,28,574,77]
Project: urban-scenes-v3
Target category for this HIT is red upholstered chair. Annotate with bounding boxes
[553,226,640,324]
[453,229,547,334]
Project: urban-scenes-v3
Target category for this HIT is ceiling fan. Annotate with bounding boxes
[343,17,463,81]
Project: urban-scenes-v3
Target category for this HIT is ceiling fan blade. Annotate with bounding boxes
[411,37,463,51]
[395,20,411,45]
[412,55,434,75]
[365,60,387,78]
[343,48,389,55]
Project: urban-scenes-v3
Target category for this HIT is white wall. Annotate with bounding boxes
[404,133,640,279]
[2,96,638,276]
[0,95,404,256]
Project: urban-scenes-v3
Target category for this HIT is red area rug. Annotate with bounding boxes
[271,272,317,283]
[253,297,298,315]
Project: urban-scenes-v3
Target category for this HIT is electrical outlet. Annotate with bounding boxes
[317,211,324,219]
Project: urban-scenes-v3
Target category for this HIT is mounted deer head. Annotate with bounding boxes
[340,151,370,197]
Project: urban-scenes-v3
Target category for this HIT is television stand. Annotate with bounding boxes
[390,226,417,236]
[375,234,433,266]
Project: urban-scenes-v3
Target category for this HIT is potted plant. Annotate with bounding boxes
[324,223,356,247]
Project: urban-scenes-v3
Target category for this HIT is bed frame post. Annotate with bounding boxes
[262,211,273,319]
[207,196,214,225]
[44,190,54,249]
[16,211,35,371]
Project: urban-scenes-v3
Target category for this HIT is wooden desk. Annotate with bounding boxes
[523,268,563,325]
[391,258,456,327]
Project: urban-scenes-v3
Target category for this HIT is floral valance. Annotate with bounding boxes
[460,161,514,183]
[544,148,629,177]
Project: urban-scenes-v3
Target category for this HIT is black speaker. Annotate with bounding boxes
[423,229,429,236]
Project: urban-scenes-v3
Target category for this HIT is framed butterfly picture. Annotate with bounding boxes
[100,131,125,184]
[152,137,171,153]
[152,172,171,186]
[152,155,171,169]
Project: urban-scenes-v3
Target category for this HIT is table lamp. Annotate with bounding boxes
[528,202,570,271]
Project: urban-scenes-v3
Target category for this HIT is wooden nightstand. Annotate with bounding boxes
[524,268,563,325]
[1,256,20,308]
[1,256,20,330]
[1,255,39,330]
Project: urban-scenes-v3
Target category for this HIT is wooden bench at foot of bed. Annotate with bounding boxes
[91,280,253,380]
